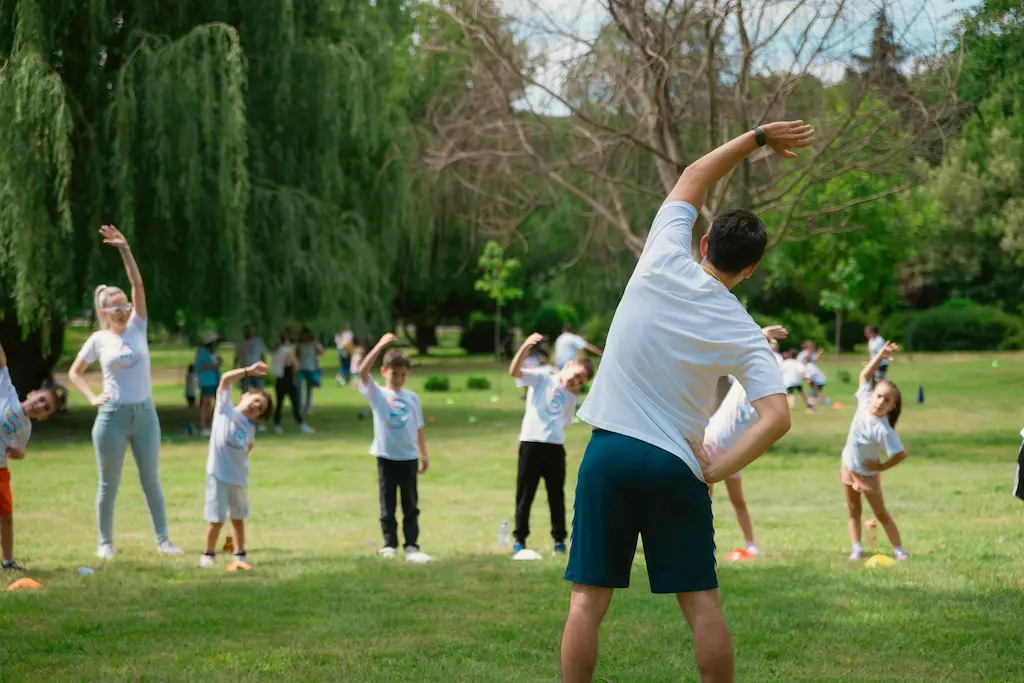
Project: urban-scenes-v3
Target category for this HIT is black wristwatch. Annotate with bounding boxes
[753,127,766,147]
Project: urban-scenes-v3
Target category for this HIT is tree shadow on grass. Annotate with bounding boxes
[2,556,1023,682]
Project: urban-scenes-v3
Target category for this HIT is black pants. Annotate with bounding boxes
[1014,440,1024,502]
[514,441,567,545]
[378,458,419,549]
[274,378,302,426]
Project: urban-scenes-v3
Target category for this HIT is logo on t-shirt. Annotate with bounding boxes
[1,407,23,442]
[544,385,569,417]
[114,342,140,370]
[225,417,250,450]
[385,396,411,430]
[734,399,755,426]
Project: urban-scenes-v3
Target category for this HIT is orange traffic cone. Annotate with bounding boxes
[7,577,42,591]
[725,549,756,562]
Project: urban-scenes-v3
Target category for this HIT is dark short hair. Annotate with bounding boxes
[577,357,595,382]
[382,349,411,370]
[564,323,574,332]
[247,389,274,422]
[706,209,767,274]
[867,324,880,334]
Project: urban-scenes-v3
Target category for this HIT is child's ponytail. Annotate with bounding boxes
[884,380,902,429]
[94,285,109,330]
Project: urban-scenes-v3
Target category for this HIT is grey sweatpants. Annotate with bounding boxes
[92,400,169,546]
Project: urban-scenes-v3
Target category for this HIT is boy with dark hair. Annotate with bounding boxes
[0,340,58,571]
[508,333,593,559]
[199,361,272,569]
[359,333,431,564]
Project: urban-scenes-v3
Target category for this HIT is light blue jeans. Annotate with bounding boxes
[91,400,169,546]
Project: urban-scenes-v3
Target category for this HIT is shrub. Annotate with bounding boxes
[892,302,1024,352]
[423,376,451,392]
[822,312,870,352]
[466,376,491,391]
[530,305,580,338]
[460,313,513,356]
[581,313,614,350]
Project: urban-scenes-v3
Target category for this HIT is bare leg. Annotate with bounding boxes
[561,584,614,683]
[863,491,902,549]
[230,519,246,554]
[724,478,755,545]
[677,589,734,683]
[0,516,13,562]
[205,522,224,554]
[844,484,862,546]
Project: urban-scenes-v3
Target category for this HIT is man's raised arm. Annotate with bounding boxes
[666,121,815,210]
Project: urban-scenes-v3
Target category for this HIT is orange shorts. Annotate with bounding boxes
[0,468,11,517]
[840,464,882,495]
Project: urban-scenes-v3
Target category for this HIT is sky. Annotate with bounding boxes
[496,0,981,114]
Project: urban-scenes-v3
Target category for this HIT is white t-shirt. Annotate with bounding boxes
[803,362,826,386]
[780,359,806,389]
[185,368,197,398]
[359,380,424,461]
[796,349,812,364]
[841,384,904,476]
[335,331,353,351]
[519,368,577,445]
[577,201,785,482]
[206,387,254,487]
[237,337,268,367]
[0,368,31,468]
[554,333,588,370]
[271,345,294,377]
[868,336,889,367]
[703,377,758,455]
[76,313,152,404]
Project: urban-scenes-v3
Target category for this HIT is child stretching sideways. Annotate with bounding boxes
[200,362,273,568]
[842,341,908,561]
[509,333,593,558]
[0,341,58,571]
[360,333,431,564]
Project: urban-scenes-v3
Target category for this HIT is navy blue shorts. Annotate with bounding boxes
[565,429,717,594]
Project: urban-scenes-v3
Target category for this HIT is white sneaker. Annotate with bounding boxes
[199,554,215,568]
[894,548,910,561]
[233,553,249,565]
[274,425,283,435]
[378,546,397,559]
[404,546,432,564]
[96,543,116,560]
[200,428,212,437]
[157,540,184,555]
[849,548,865,561]
[300,424,315,434]
[746,543,762,556]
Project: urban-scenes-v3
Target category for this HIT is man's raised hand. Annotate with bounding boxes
[761,121,815,159]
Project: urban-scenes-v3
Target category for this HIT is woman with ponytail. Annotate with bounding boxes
[68,226,182,559]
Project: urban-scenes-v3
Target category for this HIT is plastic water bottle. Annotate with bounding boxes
[497,520,510,548]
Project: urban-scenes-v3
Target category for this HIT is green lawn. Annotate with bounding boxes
[2,352,1023,682]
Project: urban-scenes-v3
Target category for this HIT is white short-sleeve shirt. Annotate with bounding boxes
[841,384,904,476]
[804,362,826,386]
[703,377,758,455]
[780,359,806,389]
[359,380,424,461]
[519,368,577,445]
[0,368,31,468]
[75,313,152,404]
[206,387,254,487]
[237,337,268,367]
[868,336,889,367]
[577,201,785,482]
[554,333,588,370]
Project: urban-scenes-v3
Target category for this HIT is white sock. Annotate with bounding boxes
[852,542,863,553]
[894,546,905,554]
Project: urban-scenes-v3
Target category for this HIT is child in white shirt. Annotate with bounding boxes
[508,333,593,557]
[780,351,813,412]
[199,362,273,568]
[841,341,908,561]
[359,334,431,564]
[0,341,57,571]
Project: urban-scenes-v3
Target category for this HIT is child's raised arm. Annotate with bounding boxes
[860,341,898,386]
[219,362,268,393]
[361,333,397,385]
[509,333,544,379]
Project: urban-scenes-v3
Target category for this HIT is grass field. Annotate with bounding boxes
[2,349,1023,682]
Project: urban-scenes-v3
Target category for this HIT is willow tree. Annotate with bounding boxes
[0,0,434,394]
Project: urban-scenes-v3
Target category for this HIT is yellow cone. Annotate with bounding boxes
[864,554,897,568]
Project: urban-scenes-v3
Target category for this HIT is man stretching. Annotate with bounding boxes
[561,120,813,683]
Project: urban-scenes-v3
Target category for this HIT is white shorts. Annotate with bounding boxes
[204,475,249,522]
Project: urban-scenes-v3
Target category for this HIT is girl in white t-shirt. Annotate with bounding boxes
[68,225,183,559]
[840,341,908,561]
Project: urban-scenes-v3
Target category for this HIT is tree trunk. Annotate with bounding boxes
[414,320,437,356]
[0,310,65,400]
[834,309,842,381]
